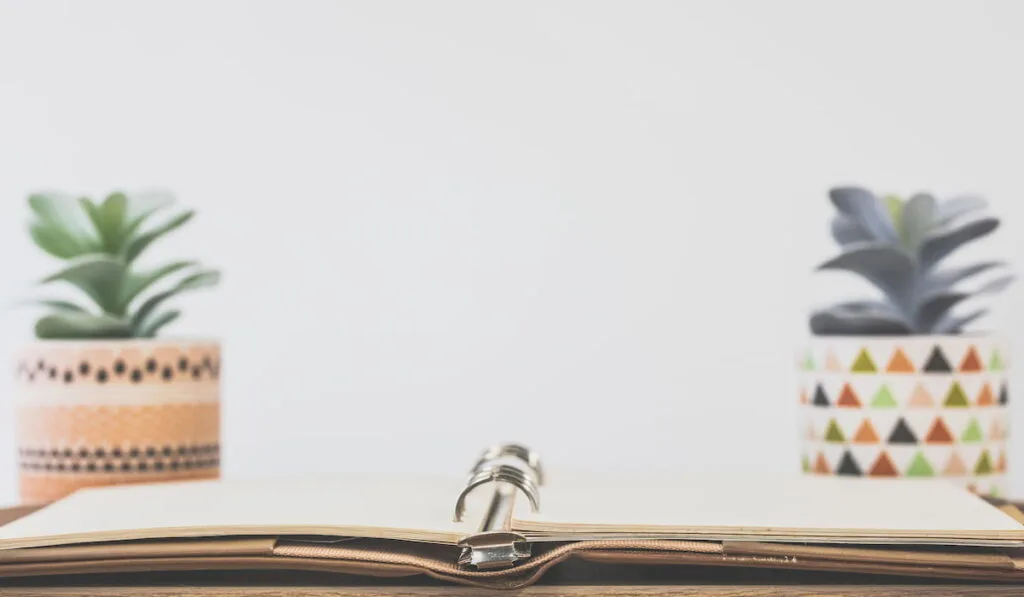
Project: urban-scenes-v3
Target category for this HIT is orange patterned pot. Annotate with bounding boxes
[13,340,221,503]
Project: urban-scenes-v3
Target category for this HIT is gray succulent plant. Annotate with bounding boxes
[811,186,1013,336]
[25,190,219,339]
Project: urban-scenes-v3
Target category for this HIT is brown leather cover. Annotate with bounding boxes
[0,504,1022,589]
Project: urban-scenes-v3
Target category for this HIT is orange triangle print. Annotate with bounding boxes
[976,383,995,407]
[990,418,1004,441]
[886,347,916,373]
[852,419,880,444]
[998,450,1007,473]
[908,383,934,408]
[836,383,862,408]
[814,453,830,474]
[959,346,983,372]
[800,387,809,404]
[825,350,843,372]
[944,452,968,476]
[868,452,899,477]
[924,418,954,444]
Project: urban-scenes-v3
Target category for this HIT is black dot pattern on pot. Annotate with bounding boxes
[15,351,221,385]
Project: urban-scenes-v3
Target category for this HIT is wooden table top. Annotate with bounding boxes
[0,563,1012,596]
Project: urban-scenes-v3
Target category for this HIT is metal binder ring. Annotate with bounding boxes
[471,443,544,486]
[453,464,541,522]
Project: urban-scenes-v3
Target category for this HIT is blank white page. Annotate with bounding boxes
[513,472,1024,540]
[0,474,481,549]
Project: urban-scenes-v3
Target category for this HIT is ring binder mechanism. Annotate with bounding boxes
[453,443,544,570]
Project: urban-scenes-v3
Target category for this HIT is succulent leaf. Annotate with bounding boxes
[884,195,903,235]
[919,216,999,270]
[123,210,195,263]
[829,187,899,244]
[32,299,90,313]
[934,308,990,334]
[30,223,86,259]
[26,190,218,339]
[138,309,182,338]
[82,193,129,253]
[28,193,100,254]
[817,243,914,312]
[901,193,937,251]
[814,187,1009,335]
[830,215,873,245]
[119,260,198,311]
[936,195,987,226]
[41,255,126,315]
[920,261,1005,297]
[131,269,220,331]
[35,312,132,339]
[123,190,176,240]
[810,301,913,336]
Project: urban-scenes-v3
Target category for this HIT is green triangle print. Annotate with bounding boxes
[943,382,970,407]
[923,346,953,373]
[990,349,1005,372]
[961,418,983,443]
[975,450,994,475]
[801,454,810,473]
[851,348,877,373]
[824,419,845,443]
[802,350,816,371]
[871,385,898,408]
[905,452,935,477]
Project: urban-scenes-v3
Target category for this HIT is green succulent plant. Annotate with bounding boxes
[811,186,1013,336]
[25,190,220,339]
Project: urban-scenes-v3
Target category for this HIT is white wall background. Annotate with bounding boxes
[0,0,1023,503]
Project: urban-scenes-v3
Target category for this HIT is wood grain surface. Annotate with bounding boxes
[0,586,1019,596]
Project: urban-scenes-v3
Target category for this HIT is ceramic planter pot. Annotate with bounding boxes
[13,339,221,503]
[799,336,1009,496]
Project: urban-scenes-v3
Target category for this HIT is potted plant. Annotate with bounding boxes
[14,190,221,504]
[801,186,1013,496]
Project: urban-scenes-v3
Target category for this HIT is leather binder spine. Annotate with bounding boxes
[453,443,543,570]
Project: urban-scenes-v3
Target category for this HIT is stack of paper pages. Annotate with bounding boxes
[0,454,1022,588]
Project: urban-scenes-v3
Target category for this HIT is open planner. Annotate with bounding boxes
[1,443,1024,588]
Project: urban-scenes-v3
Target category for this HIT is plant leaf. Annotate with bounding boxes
[35,312,132,339]
[28,193,100,255]
[123,190,176,241]
[933,308,990,334]
[810,301,913,336]
[118,261,198,311]
[41,255,126,314]
[829,187,899,244]
[919,261,1005,298]
[817,243,915,313]
[901,193,937,252]
[138,309,181,338]
[32,299,90,313]
[916,292,971,333]
[830,215,872,245]
[123,210,194,263]
[884,195,903,236]
[30,223,84,259]
[919,217,999,270]
[916,275,1014,332]
[936,195,987,226]
[83,192,128,253]
[131,269,220,329]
